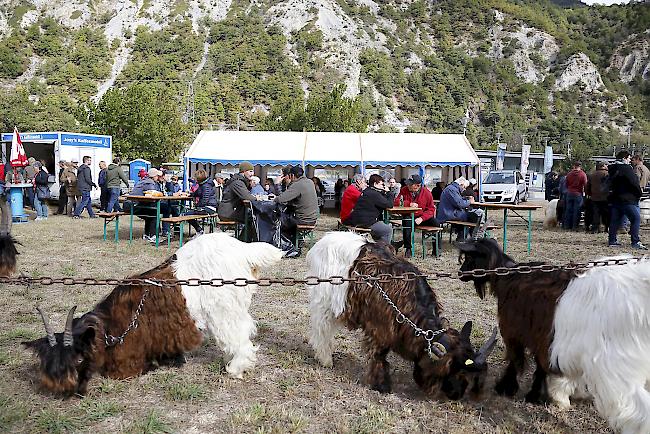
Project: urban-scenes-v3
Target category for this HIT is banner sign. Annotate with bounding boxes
[520,144,531,177]
[60,133,111,148]
[1,132,58,142]
[544,145,554,174]
[496,143,506,170]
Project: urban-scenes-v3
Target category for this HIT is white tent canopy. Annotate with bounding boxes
[185,130,479,169]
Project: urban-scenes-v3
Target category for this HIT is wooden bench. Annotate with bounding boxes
[337,220,372,234]
[161,214,217,247]
[98,212,126,243]
[445,220,500,242]
[217,220,244,239]
[416,226,445,258]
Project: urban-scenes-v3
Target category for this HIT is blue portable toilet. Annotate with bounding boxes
[129,159,151,182]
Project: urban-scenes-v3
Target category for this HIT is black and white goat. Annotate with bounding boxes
[457,238,650,434]
[308,232,497,400]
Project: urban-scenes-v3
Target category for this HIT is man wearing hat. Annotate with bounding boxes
[218,161,256,228]
[393,174,436,258]
[130,168,172,242]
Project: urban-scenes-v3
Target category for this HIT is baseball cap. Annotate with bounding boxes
[148,168,162,177]
[406,174,423,185]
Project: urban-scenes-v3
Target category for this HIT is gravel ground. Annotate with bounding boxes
[2,202,646,433]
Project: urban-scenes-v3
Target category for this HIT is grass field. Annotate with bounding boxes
[2,203,646,433]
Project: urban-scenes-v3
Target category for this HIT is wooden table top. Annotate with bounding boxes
[387,206,422,214]
[123,195,192,201]
[473,202,542,211]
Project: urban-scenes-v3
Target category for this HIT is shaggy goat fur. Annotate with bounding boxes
[24,233,283,395]
[458,238,650,434]
[308,232,496,399]
[543,199,559,228]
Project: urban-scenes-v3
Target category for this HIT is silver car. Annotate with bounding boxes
[482,170,528,204]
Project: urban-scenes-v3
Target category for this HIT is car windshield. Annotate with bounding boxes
[485,173,515,184]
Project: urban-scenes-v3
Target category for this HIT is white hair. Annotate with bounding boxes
[306,231,367,367]
[250,176,260,185]
[548,257,650,434]
[454,177,469,188]
[173,233,283,378]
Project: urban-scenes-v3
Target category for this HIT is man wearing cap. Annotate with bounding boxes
[73,156,97,219]
[218,162,257,227]
[273,165,319,247]
[130,168,172,242]
[394,174,436,258]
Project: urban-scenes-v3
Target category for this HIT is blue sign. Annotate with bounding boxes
[1,132,59,142]
[60,133,111,148]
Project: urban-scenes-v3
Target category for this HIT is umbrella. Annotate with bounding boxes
[10,127,27,168]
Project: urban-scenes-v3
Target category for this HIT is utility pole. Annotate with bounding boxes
[627,124,632,149]
[183,81,196,135]
[236,113,241,131]
[566,139,572,160]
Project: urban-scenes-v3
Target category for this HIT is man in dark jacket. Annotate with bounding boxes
[608,151,646,249]
[344,174,395,244]
[98,161,109,212]
[56,160,67,214]
[105,157,130,212]
[73,156,97,218]
[274,166,318,239]
[585,162,609,233]
[218,162,256,224]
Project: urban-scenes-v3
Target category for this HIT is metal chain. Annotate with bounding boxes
[0,257,644,288]
[353,272,446,360]
[104,279,160,347]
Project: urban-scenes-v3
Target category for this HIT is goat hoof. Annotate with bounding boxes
[171,354,186,367]
[495,380,518,397]
[370,383,392,394]
[525,391,550,405]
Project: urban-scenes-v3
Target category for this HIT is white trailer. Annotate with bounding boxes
[1,131,112,200]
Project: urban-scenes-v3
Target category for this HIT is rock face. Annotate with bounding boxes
[554,53,605,92]
[609,32,650,83]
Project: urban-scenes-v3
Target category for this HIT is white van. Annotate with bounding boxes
[482,170,528,204]
[1,131,112,201]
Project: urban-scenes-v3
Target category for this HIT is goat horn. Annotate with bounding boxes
[63,306,76,347]
[474,327,499,365]
[36,306,57,347]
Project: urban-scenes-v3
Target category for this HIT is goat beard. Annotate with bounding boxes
[473,280,488,300]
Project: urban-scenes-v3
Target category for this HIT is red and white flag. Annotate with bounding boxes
[10,127,28,168]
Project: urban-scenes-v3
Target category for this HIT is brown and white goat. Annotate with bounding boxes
[457,238,650,434]
[23,233,283,395]
[456,237,574,403]
[308,232,497,400]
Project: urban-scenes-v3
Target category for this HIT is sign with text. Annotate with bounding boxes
[60,133,111,148]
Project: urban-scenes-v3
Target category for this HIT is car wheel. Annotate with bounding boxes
[513,193,520,205]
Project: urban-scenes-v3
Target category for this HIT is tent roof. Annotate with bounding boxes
[185,131,479,167]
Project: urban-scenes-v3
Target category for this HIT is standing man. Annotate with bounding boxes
[105,157,129,213]
[608,151,647,250]
[73,156,97,219]
[563,161,587,230]
[394,174,437,258]
[98,161,109,212]
[632,154,649,191]
[585,162,609,233]
[56,160,67,215]
[24,157,37,209]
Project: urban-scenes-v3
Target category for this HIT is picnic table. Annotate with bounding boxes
[385,206,422,253]
[473,202,542,254]
[124,195,194,248]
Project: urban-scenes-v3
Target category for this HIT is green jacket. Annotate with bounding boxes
[274,176,319,223]
[105,163,129,188]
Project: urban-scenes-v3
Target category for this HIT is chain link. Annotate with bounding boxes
[353,272,446,360]
[1,257,644,289]
[104,279,160,347]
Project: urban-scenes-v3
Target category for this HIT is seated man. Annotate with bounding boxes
[344,174,397,245]
[274,165,318,246]
[340,174,366,222]
[218,161,257,226]
[393,174,436,258]
[431,181,446,201]
[183,169,218,237]
[436,177,484,241]
[131,168,172,242]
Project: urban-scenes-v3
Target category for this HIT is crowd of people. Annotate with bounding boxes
[338,173,482,257]
[545,150,649,250]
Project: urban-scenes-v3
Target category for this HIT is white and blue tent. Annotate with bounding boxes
[184,130,480,187]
